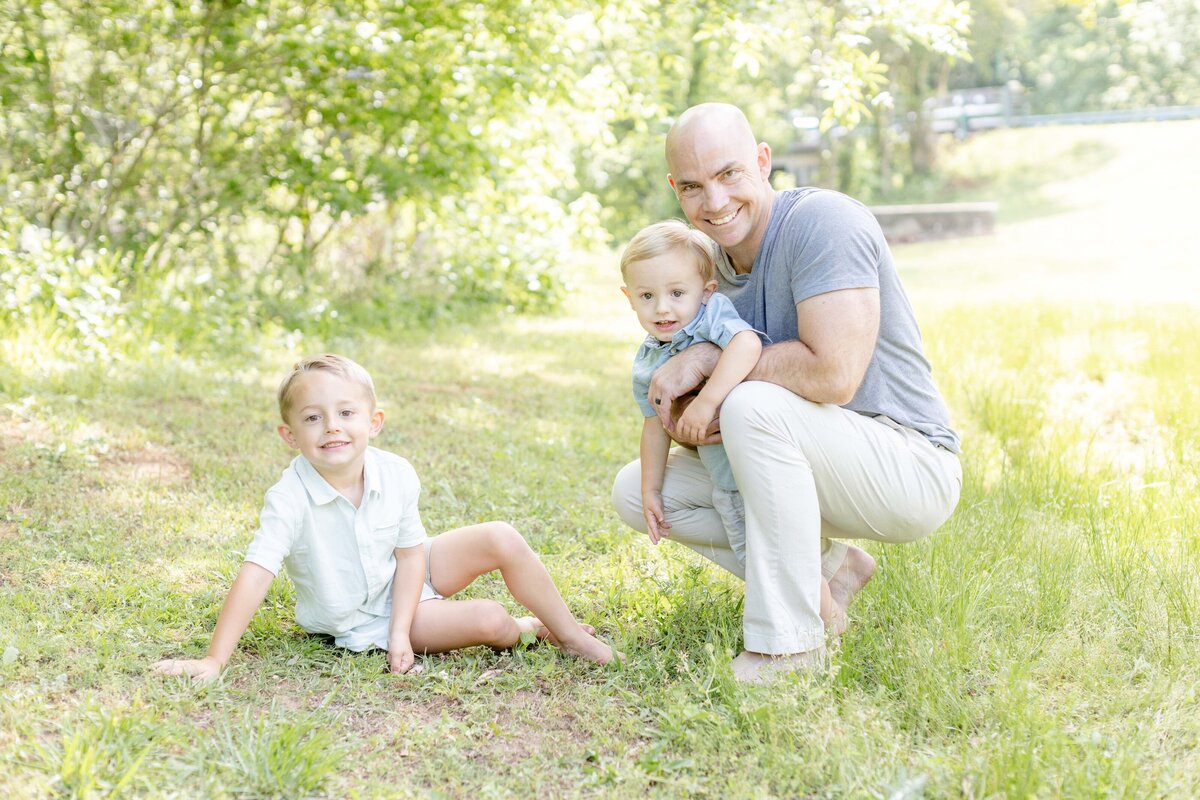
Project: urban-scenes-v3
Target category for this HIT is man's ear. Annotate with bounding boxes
[277,424,298,449]
[369,409,384,437]
[756,142,772,180]
[667,173,676,192]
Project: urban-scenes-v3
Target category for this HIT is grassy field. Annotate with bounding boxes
[2,121,1198,798]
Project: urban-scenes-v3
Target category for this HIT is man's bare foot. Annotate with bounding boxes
[731,648,827,684]
[825,545,876,636]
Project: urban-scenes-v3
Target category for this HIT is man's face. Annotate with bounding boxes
[667,124,773,269]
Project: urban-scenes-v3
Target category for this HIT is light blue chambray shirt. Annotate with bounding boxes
[630,292,761,418]
[243,447,427,637]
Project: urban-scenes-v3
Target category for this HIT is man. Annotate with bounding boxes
[611,103,962,683]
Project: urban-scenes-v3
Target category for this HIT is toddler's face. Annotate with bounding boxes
[277,370,382,477]
[622,252,717,342]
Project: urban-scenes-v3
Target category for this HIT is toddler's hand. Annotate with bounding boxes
[642,491,671,545]
[152,656,222,682]
[676,397,717,444]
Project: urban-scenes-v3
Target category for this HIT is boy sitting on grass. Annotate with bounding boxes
[621,220,763,565]
[153,354,618,680]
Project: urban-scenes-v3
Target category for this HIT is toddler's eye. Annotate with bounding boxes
[640,292,652,301]
[341,409,354,417]
[672,290,684,298]
[305,415,320,423]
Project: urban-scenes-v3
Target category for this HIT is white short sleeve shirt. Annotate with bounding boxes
[243,447,427,637]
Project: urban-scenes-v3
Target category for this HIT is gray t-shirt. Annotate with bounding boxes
[715,188,960,453]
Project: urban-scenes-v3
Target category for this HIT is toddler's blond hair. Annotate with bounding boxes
[620,220,716,283]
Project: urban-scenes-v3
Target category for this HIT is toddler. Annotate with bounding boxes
[621,220,762,565]
[153,354,618,680]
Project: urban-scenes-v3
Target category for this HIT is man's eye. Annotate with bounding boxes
[679,184,699,195]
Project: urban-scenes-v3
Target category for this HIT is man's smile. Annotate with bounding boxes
[707,207,740,226]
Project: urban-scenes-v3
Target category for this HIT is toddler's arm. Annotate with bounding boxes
[640,417,673,544]
[387,544,426,674]
[676,330,763,442]
[151,562,273,681]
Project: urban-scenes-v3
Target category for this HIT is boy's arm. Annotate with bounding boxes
[386,544,426,674]
[152,561,274,681]
[640,417,673,545]
[675,330,763,443]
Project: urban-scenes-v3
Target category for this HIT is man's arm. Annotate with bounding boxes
[151,561,274,680]
[748,287,879,405]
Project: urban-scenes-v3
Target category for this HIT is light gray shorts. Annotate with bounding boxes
[333,538,443,652]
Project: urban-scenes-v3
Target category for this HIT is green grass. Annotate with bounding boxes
[2,122,1199,797]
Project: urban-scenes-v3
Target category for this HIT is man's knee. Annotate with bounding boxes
[721,381,816,438]
[611,460,647,533]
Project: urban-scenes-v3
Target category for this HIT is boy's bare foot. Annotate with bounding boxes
[825,545,876,636]
[529,618,596,644]
[731,648,827,684]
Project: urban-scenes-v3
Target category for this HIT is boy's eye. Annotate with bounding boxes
[672,290,684,298]
[340,409,354,417]
[640,292,653,301]
[305,415,320,423]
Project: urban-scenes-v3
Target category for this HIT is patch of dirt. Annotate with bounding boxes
[102,444,191,487]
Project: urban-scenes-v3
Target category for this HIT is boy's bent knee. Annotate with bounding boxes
[475,601,517,645]
[484,522,528,558]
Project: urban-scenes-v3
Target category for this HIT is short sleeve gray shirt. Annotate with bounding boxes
[715,188,959,452]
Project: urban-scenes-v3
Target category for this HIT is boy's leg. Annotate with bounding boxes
[408,598,538,653]
[427,522,619,664]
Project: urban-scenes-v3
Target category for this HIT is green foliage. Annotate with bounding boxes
[212,707,345,798]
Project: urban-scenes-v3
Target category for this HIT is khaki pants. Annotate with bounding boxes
[612,381,962,654]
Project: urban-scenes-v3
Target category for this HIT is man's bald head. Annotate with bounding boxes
[665,103,759,172]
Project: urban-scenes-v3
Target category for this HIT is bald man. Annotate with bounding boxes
[612,103,962,682]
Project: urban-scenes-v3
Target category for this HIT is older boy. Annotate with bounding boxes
[154,354,617,680]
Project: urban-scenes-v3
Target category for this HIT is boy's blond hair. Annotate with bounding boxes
[620,220,716,283]
[278,354,376,421]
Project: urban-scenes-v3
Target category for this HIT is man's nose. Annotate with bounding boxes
[702,182,728,211]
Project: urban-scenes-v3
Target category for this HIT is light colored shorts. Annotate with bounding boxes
[333,538,442,652]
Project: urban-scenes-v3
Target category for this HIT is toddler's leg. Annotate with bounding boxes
[428,522,620,664]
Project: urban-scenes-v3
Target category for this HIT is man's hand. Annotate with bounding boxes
[388,636,416,674]
[648,343,720,432]
[642,491,671,544]
[152,656,222,682]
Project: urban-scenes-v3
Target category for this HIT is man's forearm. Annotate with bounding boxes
[746,340,864,405]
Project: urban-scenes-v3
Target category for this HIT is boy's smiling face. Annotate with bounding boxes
[622,250,717,342]
[277,370,383,480]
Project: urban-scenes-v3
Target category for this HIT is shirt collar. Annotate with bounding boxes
[641,301,710,350]
[293,448,380,505]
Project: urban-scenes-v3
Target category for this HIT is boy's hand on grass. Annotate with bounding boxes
[388,637,416,674]
[643,491,670,544]
[152,656,222,681]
